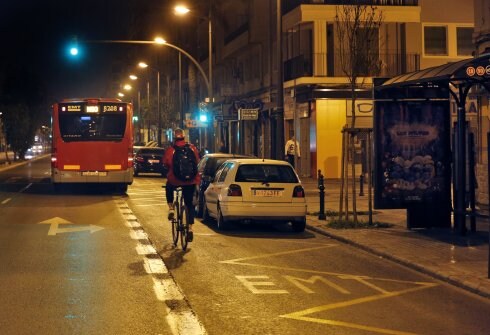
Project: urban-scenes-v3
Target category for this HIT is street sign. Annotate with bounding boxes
[238,108,259,121]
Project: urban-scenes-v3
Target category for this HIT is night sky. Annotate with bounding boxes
[0,0,176,102]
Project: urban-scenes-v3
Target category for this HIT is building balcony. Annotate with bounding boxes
[284,52,420,81]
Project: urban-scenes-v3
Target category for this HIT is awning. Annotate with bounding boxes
[379,54,490,89]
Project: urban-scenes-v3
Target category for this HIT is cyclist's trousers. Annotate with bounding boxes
[165,184,195,223]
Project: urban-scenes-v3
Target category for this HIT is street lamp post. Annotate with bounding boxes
[139,62,161,147]
[128,74,142,143]
[85,39,211,145]
[174,5,213,101]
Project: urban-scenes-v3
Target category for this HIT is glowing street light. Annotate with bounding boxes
[129,74,138,80]
[118,92,124,97]
[123,84,132,91]
[174,5,190,15]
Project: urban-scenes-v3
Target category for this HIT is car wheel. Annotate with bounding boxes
[292,218,306,232]
[216,203,229,231]
[196,193,204,218]
[202,200,211,224]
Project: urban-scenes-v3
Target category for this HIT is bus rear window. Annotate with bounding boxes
[59,114,126,142]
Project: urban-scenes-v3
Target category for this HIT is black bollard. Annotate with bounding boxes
[359,174,365,196]
[318,169,326,220]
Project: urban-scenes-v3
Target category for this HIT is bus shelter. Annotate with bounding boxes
[374,54,490,233]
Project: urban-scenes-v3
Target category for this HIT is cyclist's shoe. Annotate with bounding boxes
[168,209,175,221]
[187,231,193,242]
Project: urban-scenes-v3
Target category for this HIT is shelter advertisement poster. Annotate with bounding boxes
[374,100,450,209]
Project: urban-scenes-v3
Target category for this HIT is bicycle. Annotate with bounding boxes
[170,186,191,250]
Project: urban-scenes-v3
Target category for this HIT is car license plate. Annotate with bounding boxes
[148,159,160,164]
[82,171,107,176]
[253,189,283,197]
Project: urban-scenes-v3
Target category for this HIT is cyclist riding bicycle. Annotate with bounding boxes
[163,128,201,241]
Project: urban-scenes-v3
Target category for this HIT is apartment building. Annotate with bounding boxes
[210,0,475,179]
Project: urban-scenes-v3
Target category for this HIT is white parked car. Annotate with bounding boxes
[203,158,307,232]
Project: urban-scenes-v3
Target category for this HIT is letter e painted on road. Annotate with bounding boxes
[236,275,289,294]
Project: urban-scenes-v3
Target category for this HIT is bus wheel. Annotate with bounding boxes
[116,183,128,194]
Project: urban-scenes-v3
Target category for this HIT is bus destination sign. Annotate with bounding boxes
[61,104,83,112]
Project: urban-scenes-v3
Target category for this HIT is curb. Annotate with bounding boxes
[306,222,490,300]
[0,154,49,172]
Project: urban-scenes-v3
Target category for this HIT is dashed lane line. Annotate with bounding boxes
[114,198,207,335]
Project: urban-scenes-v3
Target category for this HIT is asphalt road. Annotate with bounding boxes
[1,156,489,335]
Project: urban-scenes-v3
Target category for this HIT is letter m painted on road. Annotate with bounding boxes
[283,275,350,294]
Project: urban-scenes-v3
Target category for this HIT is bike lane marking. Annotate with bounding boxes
[114,197,208,335]
[221,245,438,335]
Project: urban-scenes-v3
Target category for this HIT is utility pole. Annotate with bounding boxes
[273,0,284,160]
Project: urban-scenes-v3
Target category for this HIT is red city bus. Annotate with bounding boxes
[51,98,134,192]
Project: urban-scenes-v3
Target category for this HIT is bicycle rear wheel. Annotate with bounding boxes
[171,204,180,246]
[180,205,190,251]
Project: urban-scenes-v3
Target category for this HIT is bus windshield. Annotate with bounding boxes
[59,113,126,142]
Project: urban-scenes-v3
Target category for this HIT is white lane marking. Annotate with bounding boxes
[166,310,208,335]
[130,230,148,240]
[19,183,33,193]
[117,200,207,335]
[144,258,168,274]
[136,243,157,255]
[123,214,139,221]
[1,198,11,205]
[136,204,166,207]
[153,278,185,301]
[125,220,142,228]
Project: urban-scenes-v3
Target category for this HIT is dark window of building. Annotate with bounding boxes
[457,27,474,56]
[424,26,447,55]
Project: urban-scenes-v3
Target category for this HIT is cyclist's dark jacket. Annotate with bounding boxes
[163,138,201,186]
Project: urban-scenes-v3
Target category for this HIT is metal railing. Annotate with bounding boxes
[284,52,420,80]
[284,0,419,14]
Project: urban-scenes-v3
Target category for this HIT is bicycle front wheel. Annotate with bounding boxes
[180,205,190,251]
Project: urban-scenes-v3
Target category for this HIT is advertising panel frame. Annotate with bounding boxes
[374,99,451,210]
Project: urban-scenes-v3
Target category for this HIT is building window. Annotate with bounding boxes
[424,26,447,56]
[457,27,474,56]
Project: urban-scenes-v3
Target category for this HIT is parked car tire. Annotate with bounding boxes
[196,191,204,218]
[202,200,211,224]
[216,203,229,230]
[291,218,306,232]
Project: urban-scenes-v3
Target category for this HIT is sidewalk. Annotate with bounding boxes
[302,177,490,299]
[0,151,47,171]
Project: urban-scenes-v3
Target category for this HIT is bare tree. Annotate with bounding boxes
[335,4,382,223]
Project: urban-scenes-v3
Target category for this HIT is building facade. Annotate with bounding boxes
[209,0,475,180]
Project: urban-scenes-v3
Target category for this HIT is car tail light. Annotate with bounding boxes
[293,185,305,198]
[135,156,144,163]
[227,184,242,196]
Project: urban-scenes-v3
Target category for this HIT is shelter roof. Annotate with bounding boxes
[379,54,490,89]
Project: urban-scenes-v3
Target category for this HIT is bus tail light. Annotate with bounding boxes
[227,184,242,197]
[128,149,134,167]
[293,185,305,198]
[51,148,58,169]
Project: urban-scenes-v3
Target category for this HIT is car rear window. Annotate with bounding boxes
[235,164,298,183]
